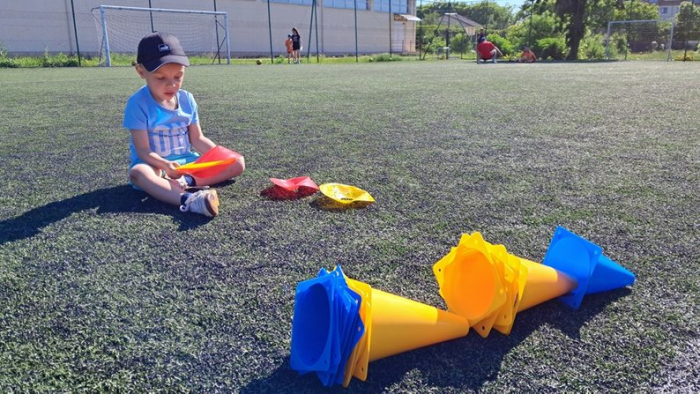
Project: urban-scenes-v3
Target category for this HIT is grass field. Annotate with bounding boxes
[1,61,698,392]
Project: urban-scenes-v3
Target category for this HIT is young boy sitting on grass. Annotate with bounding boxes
[518,46,537,63]
[123,32,245,217]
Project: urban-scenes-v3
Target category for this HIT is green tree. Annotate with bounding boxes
[462,1,515,29]
[450,33,469,58]
[507,9,564,49]
[615,0,659,21]
[675,2,700,59]
[417,1,515,30]
[418,10,441,26]
[487,33,514,55]
[535,0,624,60]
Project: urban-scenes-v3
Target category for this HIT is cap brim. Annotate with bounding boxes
[143,55,190,72]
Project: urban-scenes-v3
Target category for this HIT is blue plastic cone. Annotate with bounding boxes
[542,226,635,309]
[292,266,469,387]
[290,267,364,386]
[586,254,636,294]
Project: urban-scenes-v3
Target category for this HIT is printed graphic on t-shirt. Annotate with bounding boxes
[148,121,190,158]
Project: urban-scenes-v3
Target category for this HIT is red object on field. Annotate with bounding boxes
[261,176,319,200]
[178,146,241,178]
[270,176,319,193]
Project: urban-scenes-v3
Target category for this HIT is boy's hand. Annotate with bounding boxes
[164,161,182,179]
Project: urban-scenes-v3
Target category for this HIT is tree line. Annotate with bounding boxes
[417,0,700,60]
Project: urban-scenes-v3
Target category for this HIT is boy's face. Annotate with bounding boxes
[136,62,186,105]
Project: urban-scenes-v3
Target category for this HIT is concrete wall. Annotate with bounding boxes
[0,0,419,57]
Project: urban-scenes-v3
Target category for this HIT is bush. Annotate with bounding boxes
[0,57,18,68]
[427,36,446,55]
[505,11,562,50]
[486,33,514,56]
[534,37,567,60]
[612,34,629,56]
[372,53,402,62]
[450,33,469,57]
[417,26,439,54]
[40,49,79,67]
[675,54,694,61]
[579,34,607,60]
[0,41,16,67]
[12,56,44,67]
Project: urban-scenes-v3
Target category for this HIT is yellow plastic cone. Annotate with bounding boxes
[368,288,470,361]
[433,233,507,329]
[492,256,528,335]
[343,278,373,385]
[343,277,469,386]
[433,232,579,338]
[517,258,577,312]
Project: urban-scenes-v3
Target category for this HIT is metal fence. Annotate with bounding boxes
[0,0,421,64]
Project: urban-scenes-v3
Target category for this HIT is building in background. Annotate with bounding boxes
[643,0,700,21]
[0,0,420,57]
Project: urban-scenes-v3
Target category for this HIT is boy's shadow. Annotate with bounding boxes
[0,184,223,245]
[240,288,631,393]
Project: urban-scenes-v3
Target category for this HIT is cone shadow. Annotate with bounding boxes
[261,185,318,201]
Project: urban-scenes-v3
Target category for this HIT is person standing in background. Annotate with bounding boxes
[291,27,301,64]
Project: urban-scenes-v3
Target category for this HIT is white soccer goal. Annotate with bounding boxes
[605,19,674,61]
[92,5,230,67]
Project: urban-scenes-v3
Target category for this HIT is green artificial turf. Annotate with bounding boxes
[0,61,698,392]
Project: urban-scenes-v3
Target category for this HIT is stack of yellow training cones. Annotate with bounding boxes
[433,232,577,337]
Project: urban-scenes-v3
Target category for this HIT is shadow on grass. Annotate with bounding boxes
[241,288,631,393]
[260,186,319,201]
[0,184,223,245]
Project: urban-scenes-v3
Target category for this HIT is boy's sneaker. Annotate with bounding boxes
[180,189,219,217]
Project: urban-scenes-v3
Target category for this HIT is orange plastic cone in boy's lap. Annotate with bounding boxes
[176,145,239,177]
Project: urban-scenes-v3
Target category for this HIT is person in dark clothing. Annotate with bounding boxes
[291,27,301,64]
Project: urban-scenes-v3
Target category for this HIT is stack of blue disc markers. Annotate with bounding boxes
[290,266,365,386]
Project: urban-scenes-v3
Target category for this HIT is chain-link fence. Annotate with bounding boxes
[0,0,421,64]
[3,1,699,64]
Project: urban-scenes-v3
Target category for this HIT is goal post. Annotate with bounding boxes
[605,19,673,61]
[92,5,230,67]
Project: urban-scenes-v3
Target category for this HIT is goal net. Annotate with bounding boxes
[605,19,673,61]
[91,5,230,67]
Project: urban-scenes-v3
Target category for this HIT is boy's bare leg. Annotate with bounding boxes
[129,164,184,206]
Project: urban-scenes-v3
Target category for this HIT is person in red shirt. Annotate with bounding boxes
[285,35,293,64]
[476,36,503,64]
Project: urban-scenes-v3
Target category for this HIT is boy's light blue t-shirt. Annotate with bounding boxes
[123,85,199,165]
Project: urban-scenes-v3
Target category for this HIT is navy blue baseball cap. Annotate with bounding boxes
[137,32,190,72]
